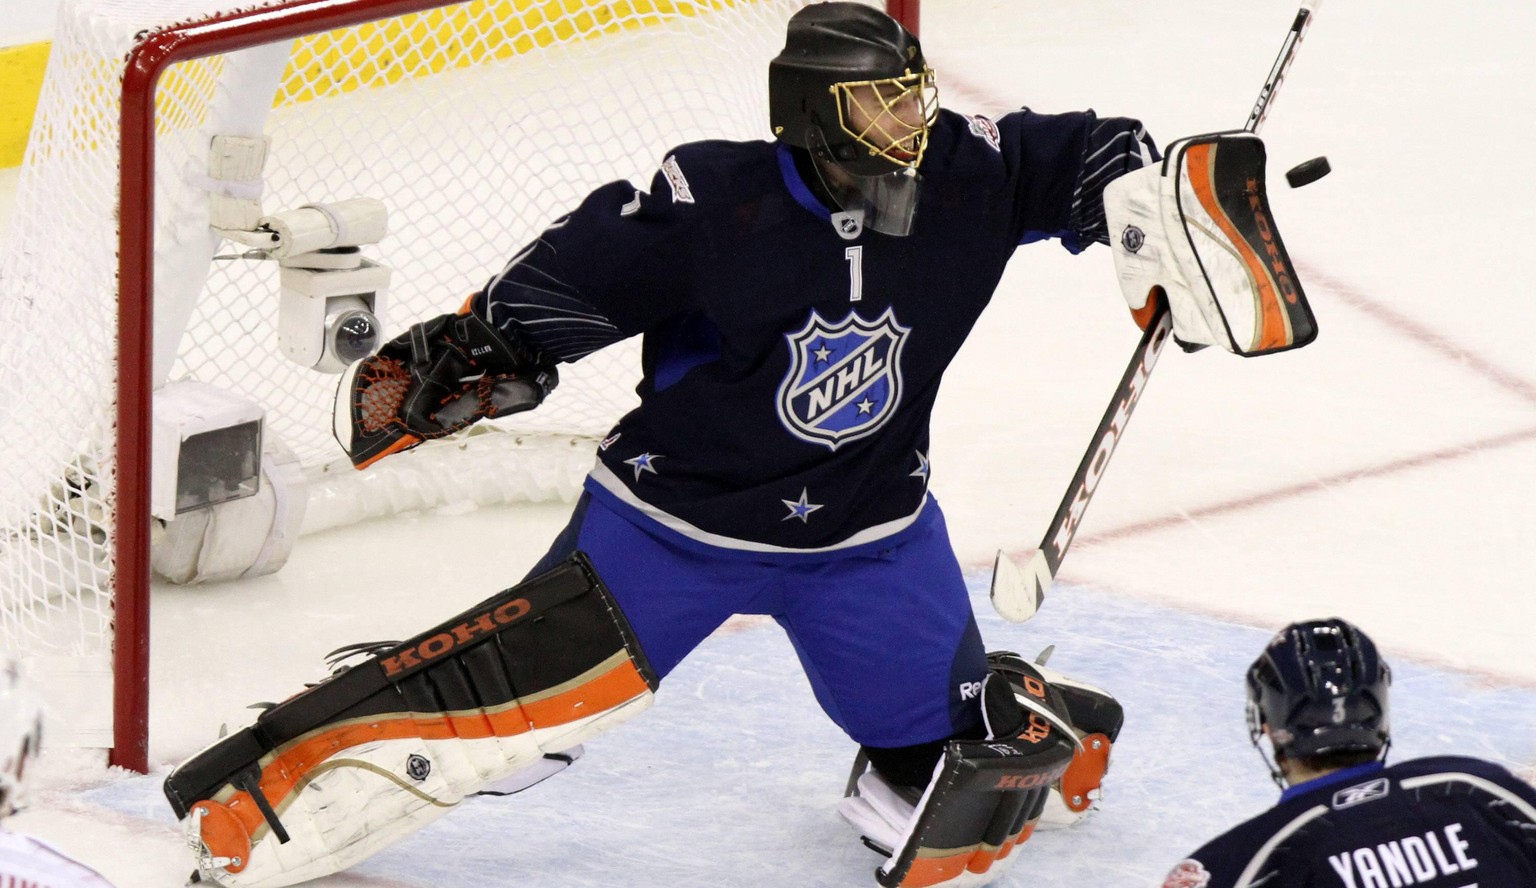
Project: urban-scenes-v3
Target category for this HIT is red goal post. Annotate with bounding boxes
[0,0,919,774]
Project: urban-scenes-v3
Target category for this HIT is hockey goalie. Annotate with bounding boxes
[167,3,1312,885]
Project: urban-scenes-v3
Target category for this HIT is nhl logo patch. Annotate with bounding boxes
[776,308,909,450]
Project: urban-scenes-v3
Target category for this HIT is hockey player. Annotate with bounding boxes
[1163,618,1536,888]
[0,660,118,887]
[169,4,1306,886]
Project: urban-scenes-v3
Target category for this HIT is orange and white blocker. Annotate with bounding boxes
[1104,131,1317,357]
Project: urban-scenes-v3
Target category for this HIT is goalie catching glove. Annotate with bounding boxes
[1103,131,1317,355]
[334,304,558,469]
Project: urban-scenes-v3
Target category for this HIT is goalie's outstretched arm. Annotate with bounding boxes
[334,164,705,470]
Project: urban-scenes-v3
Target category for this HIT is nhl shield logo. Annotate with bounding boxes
[776,307,909,450]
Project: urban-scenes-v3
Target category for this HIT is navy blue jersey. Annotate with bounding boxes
[1164,756,1536,888]
[479,108,1153,550]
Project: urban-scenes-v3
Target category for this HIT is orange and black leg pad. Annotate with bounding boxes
[867,660,1079,888]
[991,653,1124,829]
[163,552,656,888]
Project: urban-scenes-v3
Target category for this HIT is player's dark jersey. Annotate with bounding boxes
[1164,756,1536,888]
[478,108,1152,550]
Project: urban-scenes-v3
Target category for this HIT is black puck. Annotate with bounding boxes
[1285,156,1332,188]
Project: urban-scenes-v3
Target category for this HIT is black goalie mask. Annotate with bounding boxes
[769,2,937,236]
[1245,618,1391,788]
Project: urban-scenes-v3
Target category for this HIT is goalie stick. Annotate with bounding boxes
[991,2,1325,623]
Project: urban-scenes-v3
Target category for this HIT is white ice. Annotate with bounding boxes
[5,0,1536,885]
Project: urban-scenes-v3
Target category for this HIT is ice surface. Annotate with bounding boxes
[6,0,1536,885]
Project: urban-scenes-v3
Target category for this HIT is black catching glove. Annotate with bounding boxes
[334,309,558,469]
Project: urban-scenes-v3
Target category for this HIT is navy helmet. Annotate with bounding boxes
[1245,618,1390,780]
[768,3,937,236]
[769,2,936,175]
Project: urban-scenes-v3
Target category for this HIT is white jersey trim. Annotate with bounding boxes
[1233,804,1330,888]
[588,461,927,554]
[1400,771,1536,822]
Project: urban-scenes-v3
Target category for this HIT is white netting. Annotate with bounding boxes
[0,0,845,749]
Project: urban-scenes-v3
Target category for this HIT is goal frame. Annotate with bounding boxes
[107,0,920,773]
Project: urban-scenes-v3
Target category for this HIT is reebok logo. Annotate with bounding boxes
[959,680,983,701]
[1331,777,1389,810]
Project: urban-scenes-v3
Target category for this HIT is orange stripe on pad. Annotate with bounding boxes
[896,819,1038,887]
[1183,142,1288,351]
[195,659,650,870]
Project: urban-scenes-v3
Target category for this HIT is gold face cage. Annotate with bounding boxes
[832,66,939,170]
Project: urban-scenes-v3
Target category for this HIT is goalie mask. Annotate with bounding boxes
[1245,618,1391,787]
[769,2,938,236]
[0,659,43,819]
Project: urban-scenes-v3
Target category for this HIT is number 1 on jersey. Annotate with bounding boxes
[845,245,864,302]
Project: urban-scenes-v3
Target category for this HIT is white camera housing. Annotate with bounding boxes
[278,257,388,373]
[247,199,389,373]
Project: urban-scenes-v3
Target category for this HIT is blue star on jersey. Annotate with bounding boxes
[911,450,930,481]
[776,307,909,451]
[781,488,824,523]
[624,452,661,481]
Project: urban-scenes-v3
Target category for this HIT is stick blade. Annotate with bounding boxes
[989,550,1049,623]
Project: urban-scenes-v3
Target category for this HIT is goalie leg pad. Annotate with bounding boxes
[990,653,1125,828]
[840,660,1078,888]
[1049,670,1123,820]
[164,553,656,888]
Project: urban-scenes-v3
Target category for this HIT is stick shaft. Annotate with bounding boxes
[1246,3,1321,135]
[992,4,1323,620]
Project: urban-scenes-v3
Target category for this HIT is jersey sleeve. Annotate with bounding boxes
[994,109,1157,253]
[475,157,702,363]
[1437,756,1536,859]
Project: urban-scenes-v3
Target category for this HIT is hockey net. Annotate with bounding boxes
[0,0,901,770]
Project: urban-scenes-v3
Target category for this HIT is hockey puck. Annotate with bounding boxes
[1285,156,1331,188]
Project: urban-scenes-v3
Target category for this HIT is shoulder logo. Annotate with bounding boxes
[1121,225,1145,253]
[661,155,695,204]
[966,114,1001,152]
[776,307,909,450]
[1331,777,1390,810]
[1162,859,1211,888]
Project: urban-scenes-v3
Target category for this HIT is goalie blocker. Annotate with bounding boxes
[1104,131,1316,355]
[164,553,657,888]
